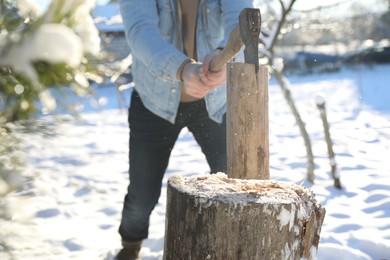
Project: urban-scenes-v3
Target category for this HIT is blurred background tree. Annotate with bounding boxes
[381,0,390,27]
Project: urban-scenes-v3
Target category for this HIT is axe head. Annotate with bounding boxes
[239,8,261,71]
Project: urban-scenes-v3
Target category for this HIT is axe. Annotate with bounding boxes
[209,8,261,73]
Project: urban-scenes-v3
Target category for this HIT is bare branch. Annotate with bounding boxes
[268,0,297,52]
[258,0,316,182]
[278,0,285,12]
[292,0,350,14]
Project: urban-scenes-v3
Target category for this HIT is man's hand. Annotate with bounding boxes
[181,61,210,99]
[199,49,226,89]
[181,49,226,99]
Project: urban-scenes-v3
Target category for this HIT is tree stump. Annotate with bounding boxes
[164,174,325,260]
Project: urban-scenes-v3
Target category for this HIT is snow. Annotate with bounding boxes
[1,64,390,259]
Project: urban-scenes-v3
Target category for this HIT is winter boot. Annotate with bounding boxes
[115,240,142,260]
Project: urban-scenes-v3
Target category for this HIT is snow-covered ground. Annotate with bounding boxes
[1,64,390,259]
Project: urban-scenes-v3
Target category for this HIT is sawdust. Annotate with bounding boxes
[169,173,315,206]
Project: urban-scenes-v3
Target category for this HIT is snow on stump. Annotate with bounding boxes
[163,173,325,260]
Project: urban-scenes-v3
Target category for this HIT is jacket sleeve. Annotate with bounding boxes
[119,0,187,81]
[219,0,255,48]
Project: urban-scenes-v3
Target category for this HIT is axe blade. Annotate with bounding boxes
[239,8,261,72]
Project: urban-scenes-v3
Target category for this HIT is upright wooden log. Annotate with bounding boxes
[163,174,326,260]
[227,63,269,180]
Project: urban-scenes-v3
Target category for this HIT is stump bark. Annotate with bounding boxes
[164,174,326,260]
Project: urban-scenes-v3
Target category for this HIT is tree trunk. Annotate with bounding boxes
[272,69,315,183]
[164,174,326,260]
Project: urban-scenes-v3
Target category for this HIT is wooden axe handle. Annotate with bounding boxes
[209,25,243,73]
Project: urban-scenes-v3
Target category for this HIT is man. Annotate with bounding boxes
[117,0,254,259]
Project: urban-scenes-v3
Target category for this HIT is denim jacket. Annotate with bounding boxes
[119,0,254,123]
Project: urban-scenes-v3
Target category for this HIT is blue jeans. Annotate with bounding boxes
[119,90,227,242]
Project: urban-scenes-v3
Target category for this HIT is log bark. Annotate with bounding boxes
[226,63,269,180]
[164,174,326,260]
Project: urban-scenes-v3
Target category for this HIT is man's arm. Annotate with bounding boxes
[119,0,187,81]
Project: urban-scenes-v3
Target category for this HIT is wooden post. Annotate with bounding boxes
[164,174,326,260]
[315,97,342,189]
[227,63,269,180]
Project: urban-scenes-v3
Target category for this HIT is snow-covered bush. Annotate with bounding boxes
[0,0,104,197]
[0,0,103,122]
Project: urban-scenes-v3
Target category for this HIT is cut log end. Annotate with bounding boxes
[164,173,326,260]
